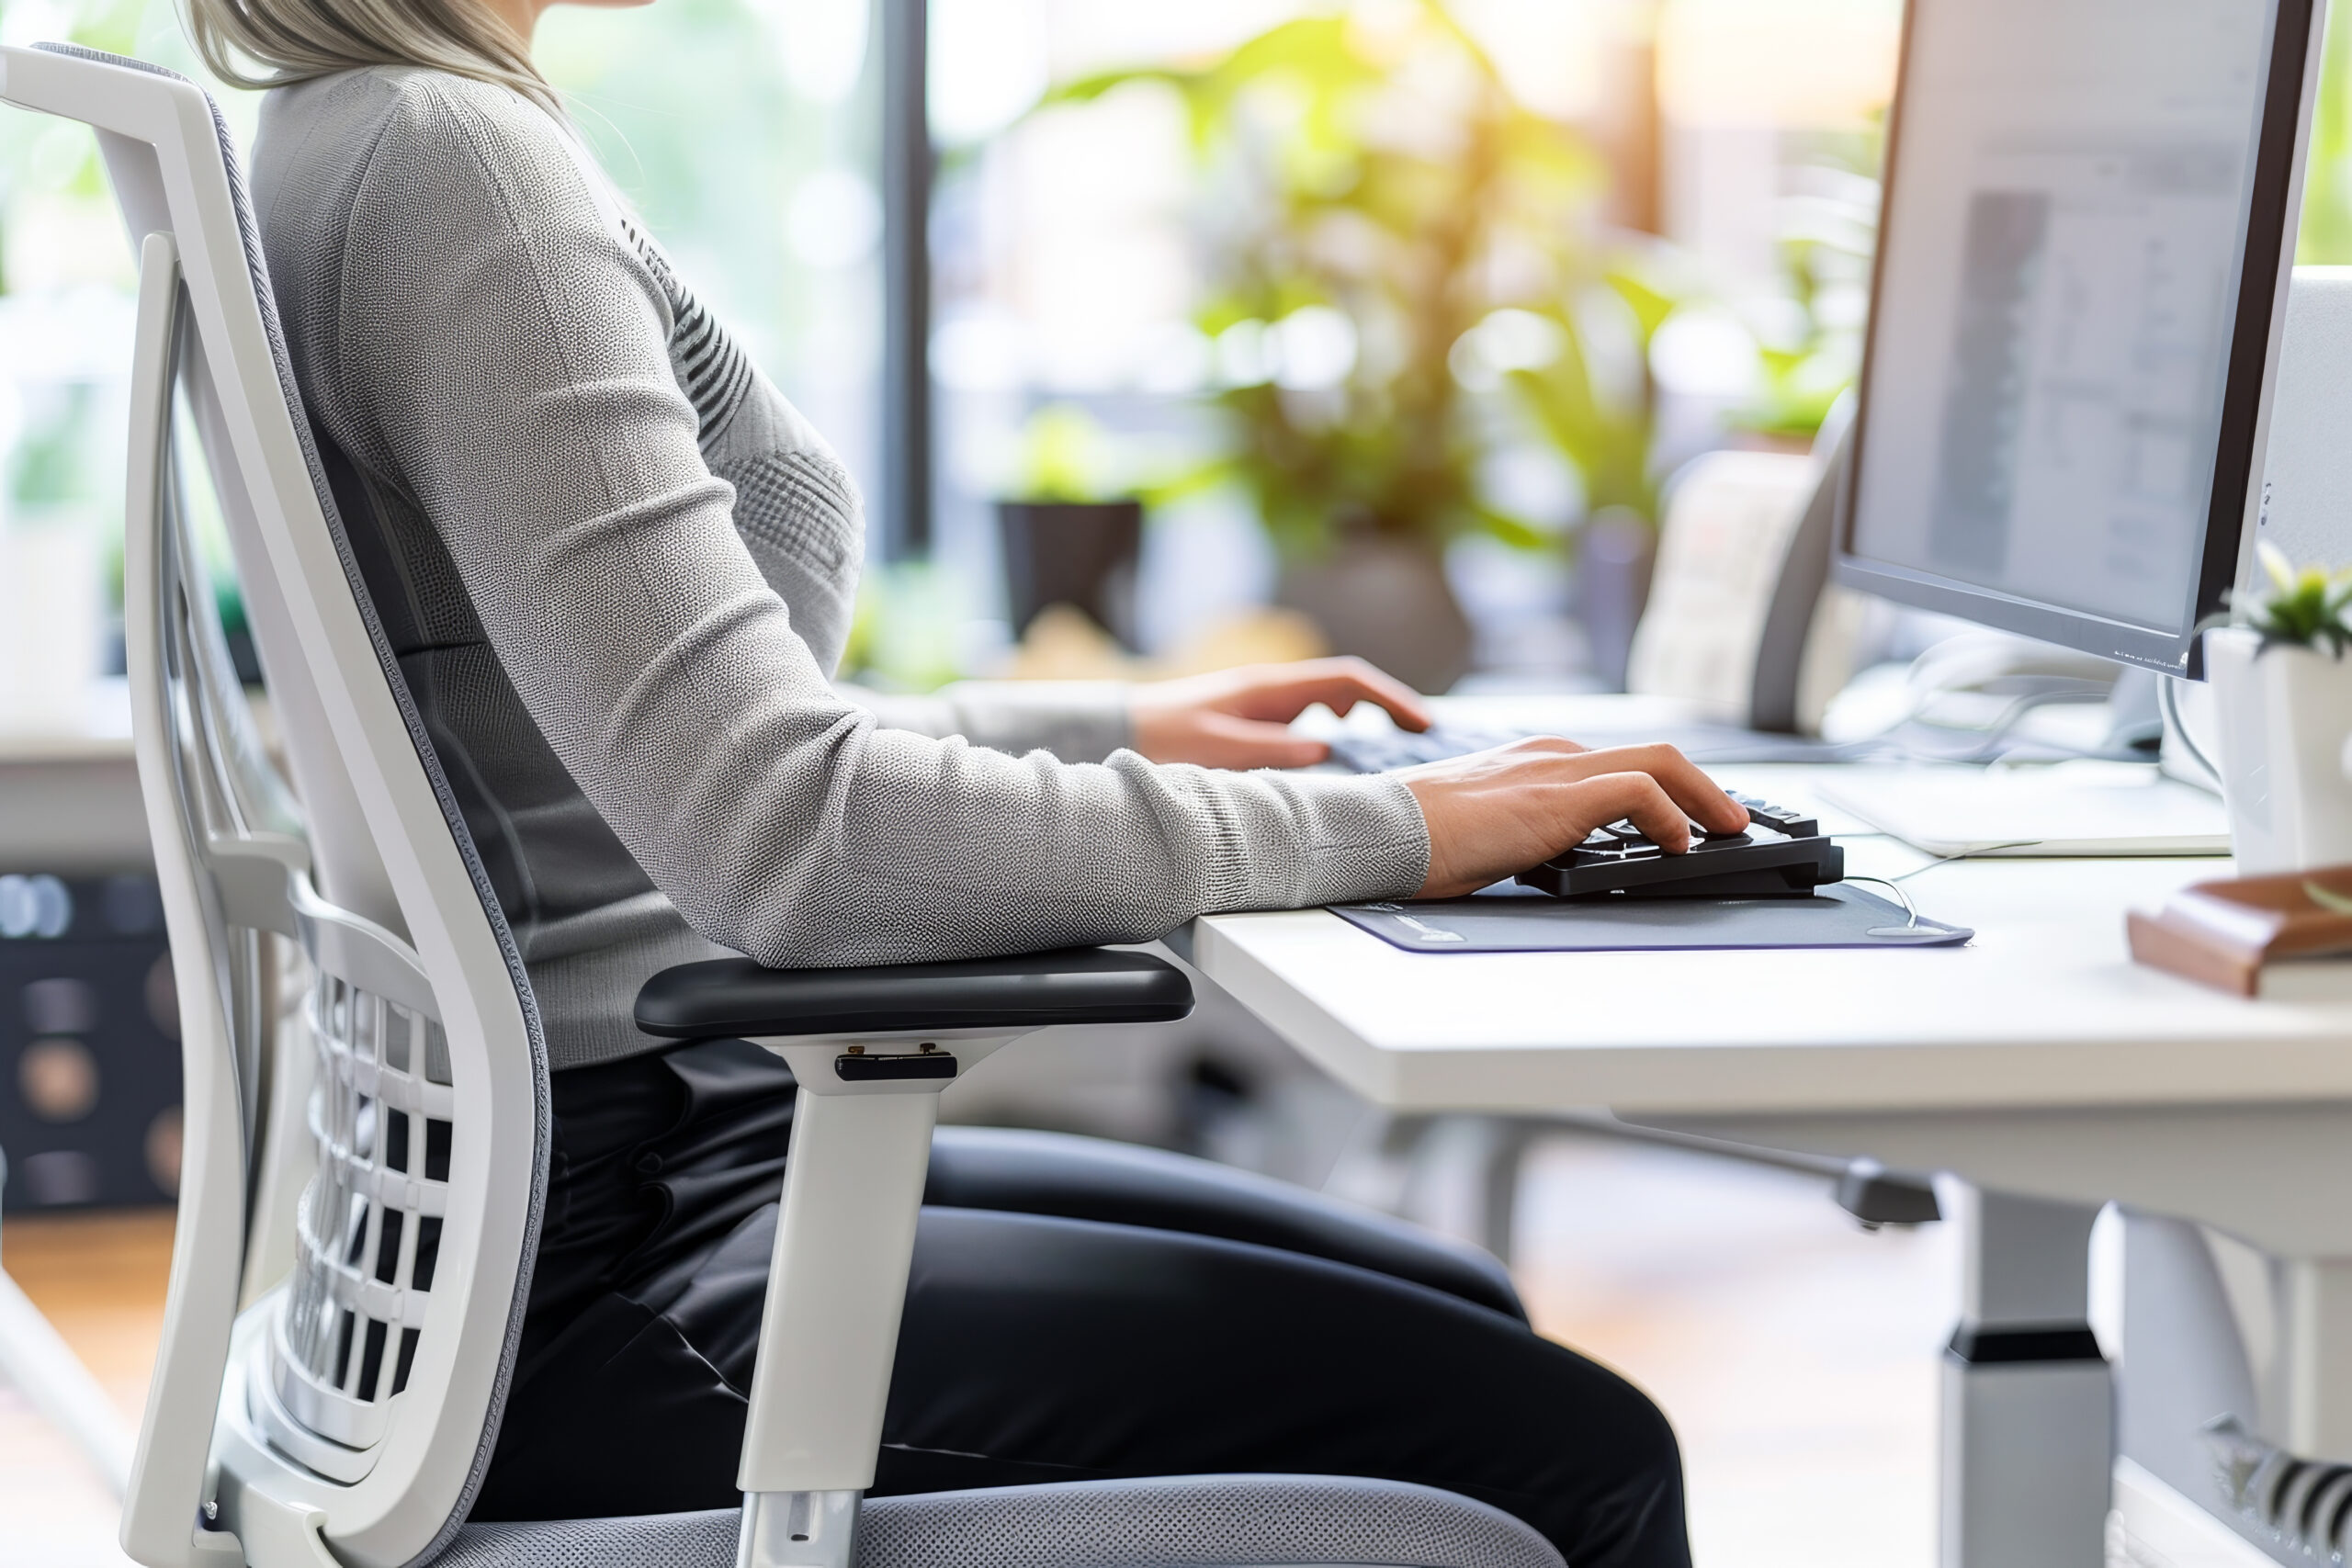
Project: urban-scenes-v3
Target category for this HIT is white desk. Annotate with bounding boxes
[1192,760,2352,1568]
[0,681,151,874]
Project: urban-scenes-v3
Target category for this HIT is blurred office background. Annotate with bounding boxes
[0,0,1893,716]
[5,0,2349,702]
[2,2,2346,1562]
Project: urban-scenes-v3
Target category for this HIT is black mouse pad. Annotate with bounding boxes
[1332,882,1973,953]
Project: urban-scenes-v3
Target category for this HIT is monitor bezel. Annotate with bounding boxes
[1833,0,2325,679]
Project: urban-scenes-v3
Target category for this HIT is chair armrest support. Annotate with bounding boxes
[733,1037,991,1500]
[633,950,1192,1568]
[734,1038,986,1568]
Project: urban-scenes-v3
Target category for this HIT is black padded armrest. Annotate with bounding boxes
[635,947,1193,1040]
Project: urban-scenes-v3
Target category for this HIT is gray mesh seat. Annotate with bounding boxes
[444,1478,1564,1568]
[0,41,1563,1568]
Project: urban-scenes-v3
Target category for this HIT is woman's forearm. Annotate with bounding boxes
[849,681,1134,764]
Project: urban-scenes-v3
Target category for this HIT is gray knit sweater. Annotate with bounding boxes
[248,66,1430,1068]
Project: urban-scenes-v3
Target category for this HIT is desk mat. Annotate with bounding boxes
[1333,883,1973,953]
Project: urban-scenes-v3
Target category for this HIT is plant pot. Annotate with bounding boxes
[996,500,1144,649]
[2204,626,2352,873]
[1276,535,1472,694]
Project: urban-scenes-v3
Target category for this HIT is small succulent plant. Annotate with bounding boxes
[2245,540,2352,657]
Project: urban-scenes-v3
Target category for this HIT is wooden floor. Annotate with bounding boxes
[0,1139,1955,1568]
[1513,1135,1956,1568]
[2,1209,174,1568]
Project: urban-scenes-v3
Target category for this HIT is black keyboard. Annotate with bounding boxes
[1324,725,1529,773]
[1517,793,1843,899]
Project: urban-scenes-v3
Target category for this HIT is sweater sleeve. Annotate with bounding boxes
[334,79,1429,967]
[852,681,1133,763]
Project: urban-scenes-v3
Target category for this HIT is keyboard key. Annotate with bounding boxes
[1732,795,1818,838]
[1325,725,1529,773]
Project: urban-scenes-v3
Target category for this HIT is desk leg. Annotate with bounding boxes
[2277,1258,2352,1461]
[1942,1187,2112,1568]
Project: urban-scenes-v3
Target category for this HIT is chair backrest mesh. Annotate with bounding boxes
[259,968,455,1476]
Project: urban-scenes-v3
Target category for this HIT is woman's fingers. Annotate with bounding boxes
[1400,737,1749,897]
[1129,657,1437,765]
[1227,658,1434,731]
[1556,771,1691,854]
[1196,714,1333,769]
[1549,743,1747,835]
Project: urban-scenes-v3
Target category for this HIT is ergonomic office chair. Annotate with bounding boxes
[0,42,1566,1568]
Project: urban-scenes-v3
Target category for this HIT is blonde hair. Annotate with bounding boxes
[182,0,560,116]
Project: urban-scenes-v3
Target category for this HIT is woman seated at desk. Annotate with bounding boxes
[200,0,1747,1558]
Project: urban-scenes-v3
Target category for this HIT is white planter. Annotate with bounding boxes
[2205,625,2352,874]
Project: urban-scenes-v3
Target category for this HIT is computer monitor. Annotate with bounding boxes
[1837,0,2327,677]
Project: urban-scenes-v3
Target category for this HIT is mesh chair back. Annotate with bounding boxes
[0,43,550,1568]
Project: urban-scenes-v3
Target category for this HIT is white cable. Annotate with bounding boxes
[2158,674,2223,788]
[1815,633,2121,760]
[1840,874,1919,929]
[1891,841,2044,877]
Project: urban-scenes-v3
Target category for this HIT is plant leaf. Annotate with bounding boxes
[2259,537,2297,594]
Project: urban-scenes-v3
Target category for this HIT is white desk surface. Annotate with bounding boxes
[0,679,192,871]
[1192,761,2352,1119]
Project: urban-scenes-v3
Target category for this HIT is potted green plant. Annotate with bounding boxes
[995,403,1146,649]
[2206,542,2352,872]
[1046,1,1659,693]
[1736,141,1882,447]
[1496,275,1676,689]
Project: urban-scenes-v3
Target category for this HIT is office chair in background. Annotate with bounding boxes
[0,41,1570,1568]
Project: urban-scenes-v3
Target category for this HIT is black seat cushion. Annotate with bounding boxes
[636,947,1193,1039]
[926,1127,1527,1323]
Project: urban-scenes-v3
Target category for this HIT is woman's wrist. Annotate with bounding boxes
[1252,768,1433,909]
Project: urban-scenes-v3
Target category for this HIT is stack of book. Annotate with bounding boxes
[2129,866,2352,999]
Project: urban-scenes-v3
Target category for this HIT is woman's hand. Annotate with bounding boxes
[1399,739,1749,898]
[1130,657,1434,769]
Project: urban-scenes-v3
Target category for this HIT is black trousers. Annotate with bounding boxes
[475,1041,1691,1568]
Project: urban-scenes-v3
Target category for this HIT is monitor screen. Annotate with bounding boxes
[1838,0,2320,673]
